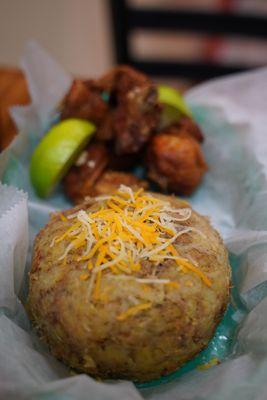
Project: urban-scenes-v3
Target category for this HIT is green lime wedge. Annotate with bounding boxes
[30,118,95,198]
[158,85,192,127]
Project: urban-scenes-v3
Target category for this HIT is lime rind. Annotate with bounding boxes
[30,118,95,198]
[158,85,193,118]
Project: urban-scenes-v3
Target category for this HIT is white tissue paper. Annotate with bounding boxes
[0,147,10,180]
[1,42,267,399]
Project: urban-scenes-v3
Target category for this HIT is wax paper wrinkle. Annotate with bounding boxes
[1,42,267,399]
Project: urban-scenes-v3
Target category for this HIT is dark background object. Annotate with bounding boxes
[109,0,267,81]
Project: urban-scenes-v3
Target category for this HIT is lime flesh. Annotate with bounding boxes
[30,118,95,198]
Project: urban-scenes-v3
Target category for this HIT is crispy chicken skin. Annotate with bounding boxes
[63,141,148,203]
[95,65,150,93]
[88,170,148,197]
[63,143,110,204]
[147,125,207,195]
[61,66,161,154]
[61,79,108,126]
[176,117,204,143]
[97,66,162,154]
[27,194,230,382]
[112,84,161,154]
[61,66,207,201]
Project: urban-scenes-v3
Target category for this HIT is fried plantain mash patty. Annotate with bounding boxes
[27,187,230,382]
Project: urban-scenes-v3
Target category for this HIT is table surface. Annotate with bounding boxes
[0,68,30,151]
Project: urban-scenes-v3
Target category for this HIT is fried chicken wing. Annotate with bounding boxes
[61,67,161,150]
[96,66,161,154]
[61,66,207,202]
[96,65,150,93]
[113,84,161,154]
[89,170,148,197]
[61,79,112,140]
[176,117,204,142]
[63,141,147,203]
[146,125,207,195]
[63,142,109,204]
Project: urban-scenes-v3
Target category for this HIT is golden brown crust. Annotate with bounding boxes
[87,170,148,197]
[147,128,207,195]
[63,151,148,204]
[61,79,109,125]
[60,66,207,203]
[27,194,230,382]
[63,142,110,204]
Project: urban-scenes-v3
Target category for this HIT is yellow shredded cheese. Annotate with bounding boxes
[52,185,212,305]
[93,270,102,300]
[80,273,89,281]
[166,282,180,289]
[60,213,67,222]
[116,302,152,321]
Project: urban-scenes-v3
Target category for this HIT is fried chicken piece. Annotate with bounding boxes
[63,142,109,204]
[63,141,147,203]
[146,125,207,195]
[96,65,149,93]
[61,79,113,140]
[113,85,161,154]
[95,111,114,141]
[89,170,148,197]
[177,117,204,142]
[96,66,161,154]
[61,66,161,149]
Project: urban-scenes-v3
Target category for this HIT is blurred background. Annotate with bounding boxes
[1,0,267,149]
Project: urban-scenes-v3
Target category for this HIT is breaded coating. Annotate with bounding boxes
[64,148,148,203]
[147,125,207,195]
[60,66,208,202]
[61,66,161,154]
[175,117,204,143]
[61,79,108,126]
[63,140,147,203]
[97,66,161,154]
[88,170,148,197]
[63,142,109,204]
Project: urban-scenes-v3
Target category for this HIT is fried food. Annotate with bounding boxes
[63,139,147,203]
[60,66,207,201]
[96,65,149,93]
[61,79,109,127]
[27,189,230,382]
[63,140,147,202]
[98,66,161,154]
[62,67,161,154]
[63,142,109,204]
[88,170,148,197]
[147,125,207,195]
[176,116,204,142]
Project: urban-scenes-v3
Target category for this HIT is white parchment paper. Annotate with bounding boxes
[1,42,267,399]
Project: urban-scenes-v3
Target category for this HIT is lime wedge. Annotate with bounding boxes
[30,118,95,198]
[158,85,192,127]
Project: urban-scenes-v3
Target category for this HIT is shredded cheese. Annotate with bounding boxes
[80,273,89,281]
[116,303,152,321]
[60,213,67,222]
[51,186,212,312]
